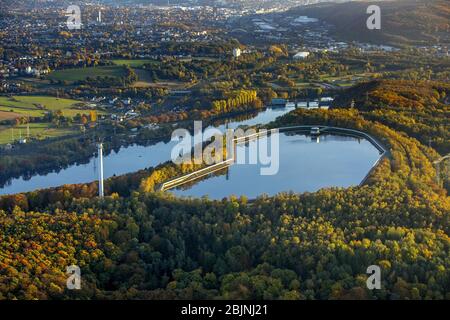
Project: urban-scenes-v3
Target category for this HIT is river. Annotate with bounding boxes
[0,106,295,195]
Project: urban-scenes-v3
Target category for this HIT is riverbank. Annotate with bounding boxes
[0,106,295,195]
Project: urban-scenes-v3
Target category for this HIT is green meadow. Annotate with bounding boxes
[0,122,76,144]
[111,59,157,68]
[47,65,127,82]
[0,96,91,118]
[48,61,161,87]
[110,59,161,87]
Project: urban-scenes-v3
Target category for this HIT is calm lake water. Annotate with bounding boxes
[171,132,382,199]
[0,106,295,195]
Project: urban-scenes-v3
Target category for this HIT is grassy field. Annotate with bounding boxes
[111,59,157,68]
[0,96,91,119]
[44,60,190,92]
[131,68,154,88]
[0,123,76,144]
[112,59,157,87]
[126,63,188,89]
[47,65,126,82]
[319,73,380,85]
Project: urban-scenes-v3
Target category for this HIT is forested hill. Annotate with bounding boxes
[288,0,450,46]
[332,80,450,155]
[1,80,449,299]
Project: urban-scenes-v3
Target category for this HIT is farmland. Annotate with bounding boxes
[0,122,76,144]
[47,65,127,83]
[0,96,91,119]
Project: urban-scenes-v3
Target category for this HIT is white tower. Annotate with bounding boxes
[98,143,104,197]
[233,48,241,58]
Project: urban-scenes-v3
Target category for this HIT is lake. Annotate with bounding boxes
[171,131,382,199]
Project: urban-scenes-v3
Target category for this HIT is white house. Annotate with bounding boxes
[293,52,310,60]
[233,48,242,58]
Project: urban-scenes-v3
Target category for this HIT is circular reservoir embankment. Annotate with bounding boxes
[169,126,386,199]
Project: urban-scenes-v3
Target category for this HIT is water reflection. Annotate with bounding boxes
[171,132,382,200]
[0,106,295,195]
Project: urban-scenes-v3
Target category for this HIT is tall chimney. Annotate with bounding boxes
[98,143,104,197]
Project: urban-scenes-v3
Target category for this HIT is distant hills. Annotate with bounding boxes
[288,0,450,46]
